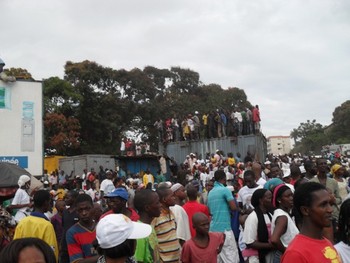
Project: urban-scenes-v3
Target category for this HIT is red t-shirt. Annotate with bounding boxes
[100,208,140,222]
[281,234,342,263]
[181,232,225,263]
[183,201,210,237]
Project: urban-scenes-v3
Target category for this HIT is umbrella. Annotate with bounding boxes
[0,162,42,200]
[0,162,31,188]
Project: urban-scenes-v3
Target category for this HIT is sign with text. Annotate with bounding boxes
[0,156,28,168]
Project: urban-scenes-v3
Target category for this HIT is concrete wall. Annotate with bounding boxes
[159,134,267,164]
[0,80,43,176]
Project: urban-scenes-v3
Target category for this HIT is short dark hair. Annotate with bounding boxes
[33,190,51,208]
[134,189,155,213]
[97,239,135,259]
[243,170,255,178]
[293,182,326,218]
[290,165,301,177]
[214,170,226,182]
[156,186,171,201]
[304,160,314,171]
[270,163,280,169]
[0,237,56,263]
[316,158,327,166]
[67,190,79,199]
[75,193,93,206]
[186,185,198,200]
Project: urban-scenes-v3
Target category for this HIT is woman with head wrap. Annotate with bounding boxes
[270,184,299,263]
[242,188,274,263]
[0,208,16,252]
[7,175,32,223]
[332,164,348,201]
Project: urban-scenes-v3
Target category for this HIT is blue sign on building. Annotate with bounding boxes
[0,156,28,168]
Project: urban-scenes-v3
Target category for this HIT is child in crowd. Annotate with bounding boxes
[181,212,225,263]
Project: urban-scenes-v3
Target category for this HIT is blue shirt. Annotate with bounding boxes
[207,181,234,232]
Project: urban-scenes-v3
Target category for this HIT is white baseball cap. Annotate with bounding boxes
[96,214,152,249]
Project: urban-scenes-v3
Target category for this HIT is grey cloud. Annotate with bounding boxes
[1,0,349,137]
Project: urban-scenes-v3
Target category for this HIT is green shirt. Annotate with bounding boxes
[134,224,159,263]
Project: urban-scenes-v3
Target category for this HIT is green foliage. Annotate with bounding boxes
[329,100,350,143]
[290,120,330,154]
[4,67,34,80]
[42,60,252,155]
[290,101,350,155]
[44,113,81,155]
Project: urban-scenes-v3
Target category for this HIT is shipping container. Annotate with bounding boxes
[59,155,115,176]
[159,134,267,165]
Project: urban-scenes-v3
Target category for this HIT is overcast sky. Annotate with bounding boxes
[1,0,349,138]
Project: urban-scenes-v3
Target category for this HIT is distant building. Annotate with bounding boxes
[267,136,292,155]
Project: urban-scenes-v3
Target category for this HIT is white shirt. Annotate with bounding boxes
[170,205,191,241]
[256,177,266,187]
[226,171,234,184]
[120,141,125,151]
[237,185,263,209]
[335,241,350,263]
[243,211,274,262]
[271,209,299,247]
[12,188,31,222]
[49,175,57,185]
[100,179,114,194]
[85,188,97,201]
[12,188,30,212]
[234,111,243,122]
[200,172,208,187]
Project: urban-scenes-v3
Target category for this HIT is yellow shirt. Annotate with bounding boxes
[14,215,59,261]
[56,188,66,200]
[143,173,154,186]
[202,114,208,125]
[228,157,236,166]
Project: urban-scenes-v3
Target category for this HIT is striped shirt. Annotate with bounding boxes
[66,222,97,263]
[208,181,234,232]
[151,207,180,262]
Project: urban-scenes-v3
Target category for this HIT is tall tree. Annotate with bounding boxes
[169,67,200,94]
[44,113,81,155]
[329,100,350,143]
[43,77,82,116]
[4,67,34,80]
[290,120,330,154]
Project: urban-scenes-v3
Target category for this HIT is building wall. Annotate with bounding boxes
[267,136,292,155]
[0,80,43,176]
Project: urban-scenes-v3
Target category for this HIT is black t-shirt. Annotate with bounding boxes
[60,208,79,263]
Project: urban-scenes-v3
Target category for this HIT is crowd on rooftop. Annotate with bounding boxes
[1,148,350,262]
[154,105,261,143]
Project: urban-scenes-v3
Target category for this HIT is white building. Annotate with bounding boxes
[267,136,292,155]
[0,80,43,176]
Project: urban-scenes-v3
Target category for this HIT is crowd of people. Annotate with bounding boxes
[0,150,350,263]
[153,105,261,143]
